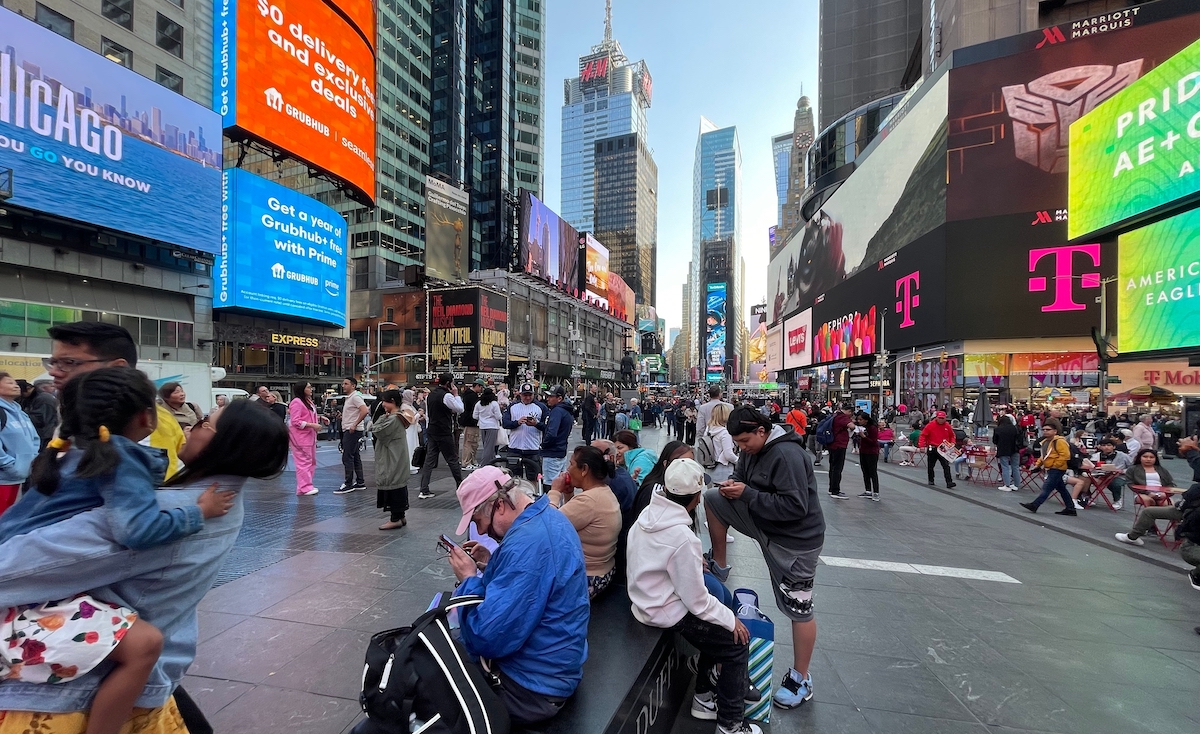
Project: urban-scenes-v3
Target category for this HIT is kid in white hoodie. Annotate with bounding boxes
[625,459,760,734]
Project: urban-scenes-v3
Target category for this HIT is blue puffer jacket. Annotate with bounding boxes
[456,494,590,698]
[540,401,576,459]
[0,397,38,484]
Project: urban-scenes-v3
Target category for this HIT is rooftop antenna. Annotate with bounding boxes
[604,0,612,44]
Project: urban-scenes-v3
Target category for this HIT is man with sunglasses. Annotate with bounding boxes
[446,466,589,725]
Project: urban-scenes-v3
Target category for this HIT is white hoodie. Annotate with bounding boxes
[625,491,736,632]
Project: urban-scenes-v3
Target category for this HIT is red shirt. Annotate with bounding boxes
[919,420,957,449]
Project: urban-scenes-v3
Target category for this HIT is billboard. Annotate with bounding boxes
[216,169,347,326]
[328,0,374,48]
[769,73,949,323]
[764,325,783,374]
[783,309,811,370]
[0,7,221,253]
[519,191,580,289]
[215,0,377,202]
[705,283,727,382]
[428,287,509,373]
[747,307,768,384]
[636,305,658,334]
[946,13,1199,223]
[583,233,610,309]
[424,176,469,283]
[1069,37,1200,240]
[1117,207,1200,355]
[609,272,635,324]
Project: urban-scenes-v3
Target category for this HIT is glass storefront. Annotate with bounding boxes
[0,299,193,348]
[214,326,355,392]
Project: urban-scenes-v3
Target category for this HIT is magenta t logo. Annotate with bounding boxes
[1027,244,1101,312]
[895,271,920,328]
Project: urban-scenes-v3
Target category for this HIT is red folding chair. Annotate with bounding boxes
[1083,472,1120,511]
[1130,485,1184,550]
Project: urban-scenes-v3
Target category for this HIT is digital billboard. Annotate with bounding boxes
[519,191,580,289]
[1117,207,1200,355]
[428,287,509,373]
[217,169,347,326]
[609,272,635,324]
[636,305,658,334]
[705,283,727,382]
[583,233,610,309]
[747,307,768,384]
[946,14,1199,223]
[1069,37,1200,240]
[0,7,221,253]
[765,325,783,373]
[424,176,469,283]
[328,0,374,48]
[783,309,811,370]
[215,0,377,202]
[769,73,948,322]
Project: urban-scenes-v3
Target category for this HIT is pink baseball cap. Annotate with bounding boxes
[455,465,513,535]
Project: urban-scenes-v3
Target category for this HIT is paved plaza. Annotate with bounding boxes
[185,425,1200,733]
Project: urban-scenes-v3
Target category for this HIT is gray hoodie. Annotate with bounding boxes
[731,424,824,551]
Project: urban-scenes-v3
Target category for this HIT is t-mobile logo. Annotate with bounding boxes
[1027,244,1101,312]
[895,271,920,328]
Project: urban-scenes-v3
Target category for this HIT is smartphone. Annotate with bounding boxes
[437,534,460,553]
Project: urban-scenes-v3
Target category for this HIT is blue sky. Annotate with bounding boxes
[542,0,819,331]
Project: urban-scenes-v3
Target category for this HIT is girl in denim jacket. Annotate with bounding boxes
[0,367,233,734]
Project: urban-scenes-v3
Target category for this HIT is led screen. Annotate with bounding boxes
[216,169,347,326]
[705,283,726,382]
[747,308,767,383]
[764,325,783,373]
[584,233,610,309]
[328,0,374,48]
[1069,37,1200,240]
[215,0,376,202]
[424,176,469,283]
[519,191,579,289]
[609,272,635,325]
[782,309,811,370]
[0,7,221,253]
[1117,207,1200,355]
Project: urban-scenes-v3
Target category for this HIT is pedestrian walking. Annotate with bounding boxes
[855,412,880,500]
[335,377,368,494]
[416,373,465,499]
[1020,419,1076,515]
[826,404,854,499]
[402,389,423,474]
[474,387,503,466]
[374,389,415,530]
[0,372,39,516]
[919,411,958,489]
[288,381,327,497]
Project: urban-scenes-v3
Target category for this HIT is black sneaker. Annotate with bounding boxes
[829,492,850,500]
[1019,502,1038,513]
[334,483,360,495]
[947,482,957,489]
[857,491,873,498]
[418,490,436,500]
[927,481,936,486]
[1054,508,1077,516]
[352,482,367,490]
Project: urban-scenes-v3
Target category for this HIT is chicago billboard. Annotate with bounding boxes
[427,287,509,373]
[424,176,469,283]
[519,191,579,289]
[782,309,811,370]
[214,0,377,202]
[217,169,347,326]
[1069,37,1200,240]
[705,283,727,382]
[1117,207,1200,356]
[0,7,221,253]
[583,233,610,309]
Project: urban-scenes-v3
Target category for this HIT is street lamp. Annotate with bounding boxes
[366,320,399,389]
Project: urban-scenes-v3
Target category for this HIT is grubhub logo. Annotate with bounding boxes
[272,263,286,278]
[265,88,284,112]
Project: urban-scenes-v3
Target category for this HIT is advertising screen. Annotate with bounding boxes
[519,191,580,289]
[584,233,610,309]
[765,326,784,373]
[747,308,768,384]
[328,0,374,48]
[769,73,948,322]
[705,283,727,382]
[428,287,509,373]
[1117,207,1200,355]
[946,14,1199,223]
[1069,37,1200,240]
[216,169,347,326]
[0,7,221,253]
[215,0,377,202]
[608,272,635,324]
[783,309,811,370]
[424,176,469,283]
[636,305,658,334]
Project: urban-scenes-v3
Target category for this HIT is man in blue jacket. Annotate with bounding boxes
[449,466,590,725]
[541,385,575,493]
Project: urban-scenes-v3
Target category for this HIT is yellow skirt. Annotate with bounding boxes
[0,696,186,734]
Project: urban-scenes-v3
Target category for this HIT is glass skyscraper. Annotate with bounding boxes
[772,133,792,227]
[594,132,657,306]
[690,119,741,372]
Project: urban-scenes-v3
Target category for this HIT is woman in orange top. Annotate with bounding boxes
[785,403,808,448]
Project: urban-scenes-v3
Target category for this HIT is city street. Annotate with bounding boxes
[185,425,1200,733]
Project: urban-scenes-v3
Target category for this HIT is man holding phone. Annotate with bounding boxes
[503,383,544,482]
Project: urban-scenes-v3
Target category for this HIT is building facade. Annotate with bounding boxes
[777,96,816,246]
[593,132,657,306]
[772,133,792,227]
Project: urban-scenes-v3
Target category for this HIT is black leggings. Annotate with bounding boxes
[860,454,879,493]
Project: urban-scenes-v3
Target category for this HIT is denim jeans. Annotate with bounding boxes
[997,454,1018,486]
[674,613,749,728]
[1032,468,1071,508]
[704,571,737,611]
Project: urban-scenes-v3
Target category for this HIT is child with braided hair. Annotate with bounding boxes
[0,367,234,734]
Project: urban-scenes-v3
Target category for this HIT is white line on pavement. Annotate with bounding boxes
[819,556,1021,584]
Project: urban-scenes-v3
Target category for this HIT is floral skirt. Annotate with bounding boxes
[0,697,185,734]
[588,568,615,600]
[2,594,136,684]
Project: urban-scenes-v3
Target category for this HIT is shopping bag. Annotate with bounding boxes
[497,427,510,447]
[734,588,774,722]
[629,417,643,431]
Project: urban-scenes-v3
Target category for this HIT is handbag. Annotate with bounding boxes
[734,588,775,722]
[629,416,643,431]
[496,427,510,447]
[411,443,428,469]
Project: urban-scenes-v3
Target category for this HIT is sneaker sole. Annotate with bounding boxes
[1189,574,1200,592]
[772,692,813,709]
[689,705,717,721]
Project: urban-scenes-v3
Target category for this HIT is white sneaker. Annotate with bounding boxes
[1112,500,1123,510]
[726,533,735,543]
[690,692,717,720]
[1115,532,1144,546]
[1073,499,1085,511]
[998,485,1014,492]
[298,488,319,496]
[717,722,763,734]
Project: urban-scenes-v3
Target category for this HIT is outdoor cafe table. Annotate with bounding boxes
[1128,484,1188,549]
[1083,467,1125,511]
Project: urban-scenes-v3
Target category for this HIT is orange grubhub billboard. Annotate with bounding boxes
[214,0,376,202]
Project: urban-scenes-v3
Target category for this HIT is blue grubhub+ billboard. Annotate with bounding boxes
[216,169,347,326]
[0,6,221,253]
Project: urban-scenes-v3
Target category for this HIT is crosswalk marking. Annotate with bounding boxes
[819,556,1021,584]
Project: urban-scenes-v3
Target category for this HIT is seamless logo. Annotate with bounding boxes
[1027,244,1101,312]
[895,271,920,328]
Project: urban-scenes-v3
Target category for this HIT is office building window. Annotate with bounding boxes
[101,0,133,30]
[101,38,133,68]
[156,66,183,93]
[35,4,74,39]
[156,13,184,58]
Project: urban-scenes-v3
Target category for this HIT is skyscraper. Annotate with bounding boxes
[594,132,658,306]
[691,118,741,378]
[772,133,792,227]
[560,1,652,234]
[778,96,816,244]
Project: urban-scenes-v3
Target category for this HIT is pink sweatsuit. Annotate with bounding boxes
[289,398,320,495]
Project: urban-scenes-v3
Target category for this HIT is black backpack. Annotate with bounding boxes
[1066,442,1089,472]
[360,595,510,734]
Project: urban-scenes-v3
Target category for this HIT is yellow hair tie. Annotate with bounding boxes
[97,426,111,442]
[48,437,70,451]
